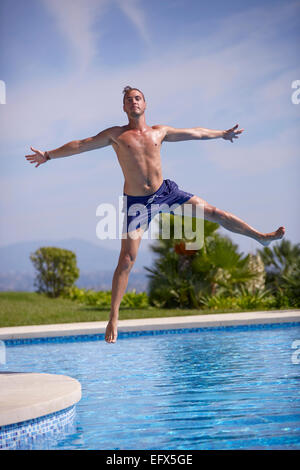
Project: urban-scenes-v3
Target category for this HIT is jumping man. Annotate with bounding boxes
[25,86,285,343]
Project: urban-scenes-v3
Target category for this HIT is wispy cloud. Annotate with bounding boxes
[116,0,151,47]
[42,0,109,73]
[41,0,151,72]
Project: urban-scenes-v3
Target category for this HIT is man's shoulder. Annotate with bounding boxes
[103,125,126,139]
[152,124,170,134]
[106,125,125,134]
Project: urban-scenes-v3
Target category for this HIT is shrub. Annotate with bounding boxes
[30,247,79,298]
[62,286,149,309]
[198,287,276,311]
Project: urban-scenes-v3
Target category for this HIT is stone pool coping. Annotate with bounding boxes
[0,309,299,340]
[0,373,81,427]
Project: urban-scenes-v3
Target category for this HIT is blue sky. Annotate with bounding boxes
[0,0,299,257]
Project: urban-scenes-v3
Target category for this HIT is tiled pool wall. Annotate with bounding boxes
[2,321,300,347]
[0,405,76,450]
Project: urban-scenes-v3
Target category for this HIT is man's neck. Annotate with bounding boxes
[127,115,148,132]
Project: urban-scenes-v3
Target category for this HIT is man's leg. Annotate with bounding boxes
[182,196,285,245]
[105,228,144,343]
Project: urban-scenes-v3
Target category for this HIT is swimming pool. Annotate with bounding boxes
[2,323,300,449]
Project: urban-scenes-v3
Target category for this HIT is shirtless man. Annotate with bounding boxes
[25,86,285,343]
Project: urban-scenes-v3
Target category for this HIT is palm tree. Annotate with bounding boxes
[257,239,300,306]
[145,213,257,308]
[192,234,258,296]
[257,239,300,289]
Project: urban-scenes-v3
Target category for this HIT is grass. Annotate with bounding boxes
[0,291,215,327]
[0,291,297,328]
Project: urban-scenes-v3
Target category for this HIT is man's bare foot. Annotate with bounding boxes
[258,226,285,247]
[105,318,118,343]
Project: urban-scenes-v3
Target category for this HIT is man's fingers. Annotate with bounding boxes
[30,146,42,155]
[224,125,244,142]
[226,125,238,133]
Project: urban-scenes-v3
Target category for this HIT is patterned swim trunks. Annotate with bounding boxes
[122,179,194,234]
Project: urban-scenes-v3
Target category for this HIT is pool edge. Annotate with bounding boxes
[0,372,81,427]
[0,310,299,341]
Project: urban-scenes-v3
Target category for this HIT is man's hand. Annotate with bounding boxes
[25,146,48,168]
[222,124,244,143]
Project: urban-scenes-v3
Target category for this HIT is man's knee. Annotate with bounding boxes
[204,204,219,220]
[118,252,137,272]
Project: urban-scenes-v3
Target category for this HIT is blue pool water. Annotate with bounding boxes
[2,324,300,449]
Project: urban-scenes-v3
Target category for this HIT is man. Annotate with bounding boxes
[25,86,285,343]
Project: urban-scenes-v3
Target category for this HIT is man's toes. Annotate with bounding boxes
[105,335,115,343]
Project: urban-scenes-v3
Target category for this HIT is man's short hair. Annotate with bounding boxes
[122,86,145,104]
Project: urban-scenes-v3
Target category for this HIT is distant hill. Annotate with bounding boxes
[0,238,155,292]
[0,238,153,273]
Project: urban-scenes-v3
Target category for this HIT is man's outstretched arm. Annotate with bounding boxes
[160,124,244,143]
[25,127,117,168]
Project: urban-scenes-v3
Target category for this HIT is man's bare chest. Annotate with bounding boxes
[112,129,162,157]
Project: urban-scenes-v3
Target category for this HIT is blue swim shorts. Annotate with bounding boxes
[122,179,194,234]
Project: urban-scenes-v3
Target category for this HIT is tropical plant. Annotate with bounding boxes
[279,262,300,307]
[257,239,300,285]
[257,239,300,307]
[145,213,259,308]
[199,286,275,311]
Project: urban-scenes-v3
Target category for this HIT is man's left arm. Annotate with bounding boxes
[159,124,244,143]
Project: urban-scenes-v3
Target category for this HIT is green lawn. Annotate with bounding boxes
[0,291,295,328]
[0,291,214,327]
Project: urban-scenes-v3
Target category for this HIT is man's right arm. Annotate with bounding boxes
[47,126,117,159]
[25,127,119,168]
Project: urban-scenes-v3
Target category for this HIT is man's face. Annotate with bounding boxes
[123,90,146,118]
